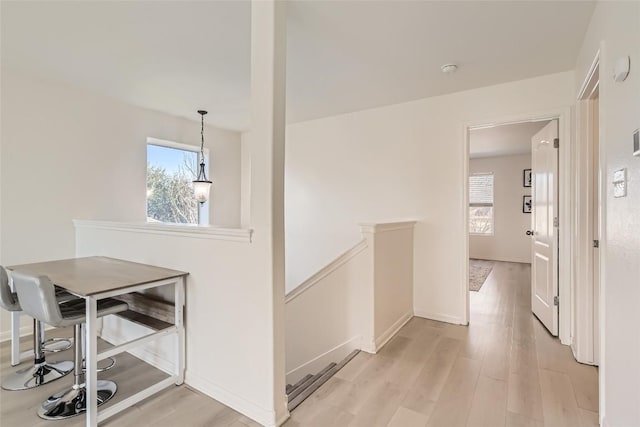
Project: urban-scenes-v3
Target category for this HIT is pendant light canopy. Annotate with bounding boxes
[193,110,212,204]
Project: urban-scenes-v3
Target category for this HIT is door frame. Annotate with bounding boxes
[574,49,601,365]
[462,107,573,345]
[576,48,606,426]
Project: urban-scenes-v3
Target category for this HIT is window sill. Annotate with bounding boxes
[73,220,253,243]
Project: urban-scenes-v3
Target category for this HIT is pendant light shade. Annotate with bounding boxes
[193,110,212,204]
[193,179,212,204]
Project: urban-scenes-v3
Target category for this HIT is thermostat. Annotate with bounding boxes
[613,168,627,198]
[634,128,639,157]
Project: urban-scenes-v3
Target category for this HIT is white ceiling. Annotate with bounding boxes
[470,120,550,159]
[1,1,595,131]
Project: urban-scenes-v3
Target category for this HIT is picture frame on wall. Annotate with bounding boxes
[523,195,532,213]
[523,169,532,187]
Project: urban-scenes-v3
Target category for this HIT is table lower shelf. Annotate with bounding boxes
[116,310,173,331]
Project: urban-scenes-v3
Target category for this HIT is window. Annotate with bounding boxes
[146,138,209,225]
[469,173,494,234]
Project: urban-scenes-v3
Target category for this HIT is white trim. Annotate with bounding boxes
[186,371,279,427]
[147,137,208,156]
[577,49,601,100]
[73,219,253,243]
[573,52,601,365]
[285,336,361,384]
[359,221,417,234]
[100,328,175,376]
[414,310,465,325]
[373,311,413,351]
[594,42,607,427]
[361,312,413,354]
[0,324,32,343]
[463,107,573,344]
[285,239,368,303]
[1,315,56,341]
[276,412,291,427]
[462,124,471,325]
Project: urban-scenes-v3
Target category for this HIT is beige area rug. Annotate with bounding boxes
[469,259,494,292]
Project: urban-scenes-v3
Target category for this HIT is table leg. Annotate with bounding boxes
[175,277,185,385]
[85,297,98,427]
[10,311,20,366]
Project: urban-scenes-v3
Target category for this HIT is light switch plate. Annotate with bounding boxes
[613,168,627,198]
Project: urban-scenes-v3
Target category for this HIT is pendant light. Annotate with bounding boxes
[193,110,212,204]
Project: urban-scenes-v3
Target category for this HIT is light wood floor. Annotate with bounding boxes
[0,331,259,427]
[285,261,599,427]
[0,261,597,427]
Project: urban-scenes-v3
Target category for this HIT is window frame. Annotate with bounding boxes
[146,137,209,226]
[469,172,494,236]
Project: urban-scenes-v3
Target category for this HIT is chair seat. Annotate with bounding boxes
[54,287,78,304]
[57,299,128,328]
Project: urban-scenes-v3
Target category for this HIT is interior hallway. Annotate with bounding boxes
[0,261,598,426]
[285,261,599,427]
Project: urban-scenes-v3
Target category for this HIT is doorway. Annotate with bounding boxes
[463,108,573,345]
[467,121,552,321]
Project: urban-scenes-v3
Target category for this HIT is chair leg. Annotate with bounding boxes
[38,324,117,420]
[1,319,73,391]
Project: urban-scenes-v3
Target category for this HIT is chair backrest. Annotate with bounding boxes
[12,271,64,327]
[0,267,21,312]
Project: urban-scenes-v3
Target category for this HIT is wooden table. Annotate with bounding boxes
[8,256,188,426]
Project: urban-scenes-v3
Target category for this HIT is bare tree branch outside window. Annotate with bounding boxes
[147,152,199,224]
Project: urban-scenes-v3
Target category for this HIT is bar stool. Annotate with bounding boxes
[0,267,75,391]
[12,270,129,420]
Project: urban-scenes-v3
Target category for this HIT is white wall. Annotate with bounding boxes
[469,154,532,263]
[285,239,367,384]
[2,3,288,424]
[74,223,277,426]
[285,221,414,384]
[286,71,575,323]
[363,223,414,349]
[0,67,242,338]
[574,2,640,426]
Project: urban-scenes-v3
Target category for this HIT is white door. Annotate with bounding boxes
[531,120,559,335]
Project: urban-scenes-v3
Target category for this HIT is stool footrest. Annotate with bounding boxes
[43,337,73,353]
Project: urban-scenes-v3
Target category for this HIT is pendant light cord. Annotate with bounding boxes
[200,113,205,165]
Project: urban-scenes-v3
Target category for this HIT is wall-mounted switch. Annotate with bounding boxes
[613,168,627,198]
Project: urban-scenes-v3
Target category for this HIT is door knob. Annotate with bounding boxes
[526,230,534,236]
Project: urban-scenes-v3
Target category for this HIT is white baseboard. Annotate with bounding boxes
[100,327,175,375]
[276,412,291,427]
[0,321,59,343]
[186,371,279,427]
[102,322,282,426]
[375,311,413,351]
[413,310,464,325]
[362,311,413,354]
[286,335,361,385]
[0,325,32,343]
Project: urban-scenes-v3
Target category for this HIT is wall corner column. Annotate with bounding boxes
[248,0,288,425]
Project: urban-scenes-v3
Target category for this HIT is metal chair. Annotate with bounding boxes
[0,266,75,391]
[12,270,129,420]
